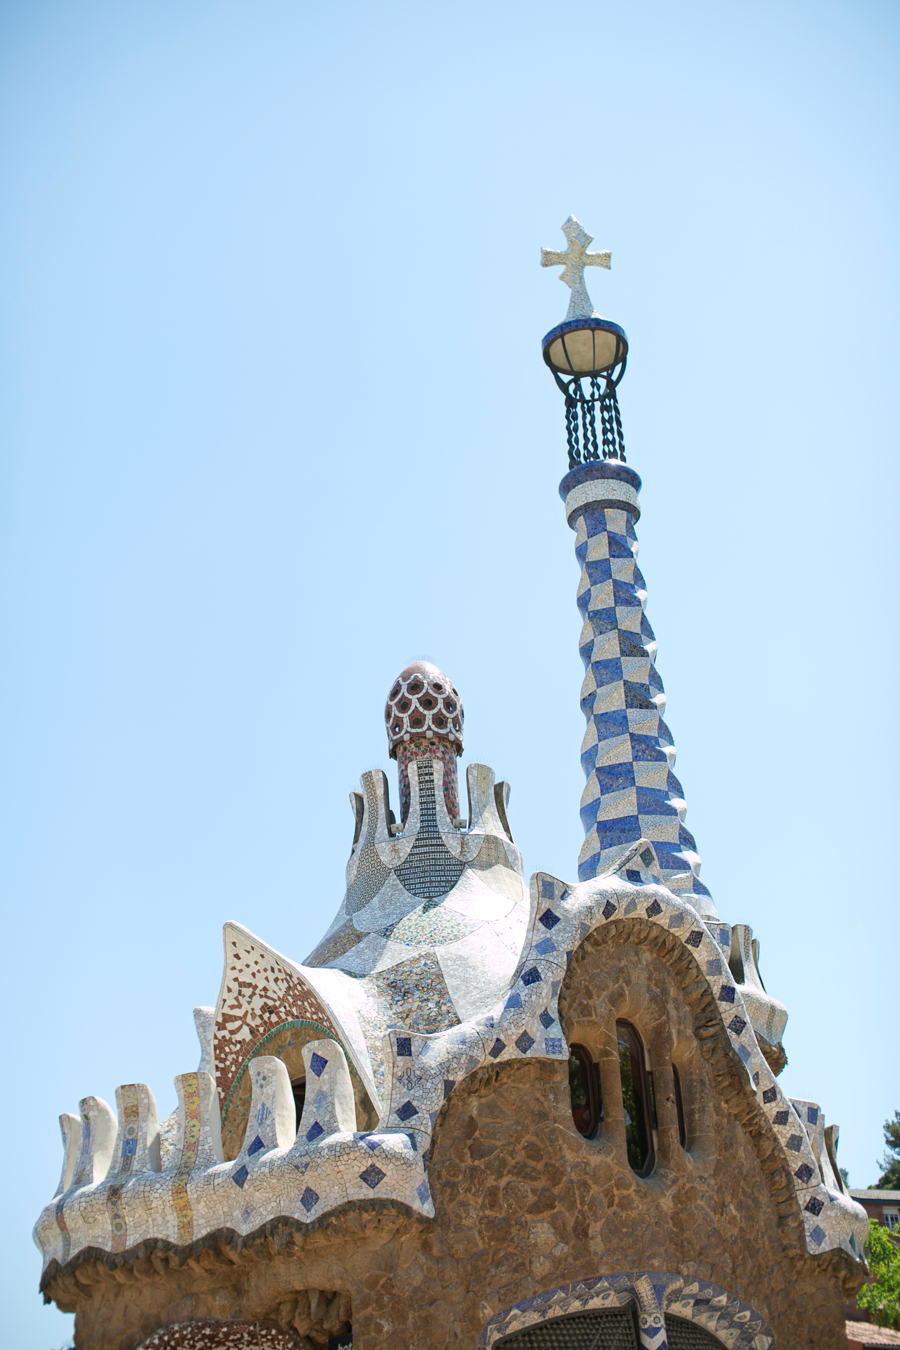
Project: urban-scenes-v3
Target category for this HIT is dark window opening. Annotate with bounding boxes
[568,1043,602,1138]
[672,1064,687,1148]
[291,1076,306,1131]
[616,1020,655,1175]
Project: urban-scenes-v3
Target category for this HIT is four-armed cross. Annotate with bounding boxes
[541,216,611,322]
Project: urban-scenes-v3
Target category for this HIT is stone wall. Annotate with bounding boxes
[45,926,860,1350]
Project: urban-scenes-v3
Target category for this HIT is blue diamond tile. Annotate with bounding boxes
[541,878,555,899]
[247,1135,265,1156]
[489,1038,505,1059]
[706,959,722,976]
[728,1015,747,1036]
[521,966,541,986]
[309,1052,328,1077]
[775,1110,789,1125]
[626,869,642,883]
[545,1037,563,1054]
[231,1164,249,1188]
[805,1196,824,1215]
[515,1031,535,1055]
[645,899,663,918]
[505,991,522,1010]
[539,1009,555,1029]
[602,899,617,920]
[787,1134,803,1152]
[443,1079,455,1099]
[416,1180,430,1204]
[795,1163,814,1183]
[300,1186,319,1212]
[305,1120,324,1142]
[535,937,556,956]
[807,1106,819,1124]
[359,1163,386,1189]
[539,909,560,930]
[397,1099,418,1122]
[718,985,736,1003]
[763,1087,777,1104]
[396,1036,412,1057]
[685,930,702,947]
[810,1224,825,1246]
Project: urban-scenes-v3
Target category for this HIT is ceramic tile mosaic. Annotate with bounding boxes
[33,831,867,1277]
[34,625,866,1304]
[560,461,716,918]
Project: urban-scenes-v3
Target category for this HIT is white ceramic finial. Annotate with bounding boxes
[541,216,611,322]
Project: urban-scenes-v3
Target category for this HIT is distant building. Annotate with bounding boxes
[850,1190,900,1235]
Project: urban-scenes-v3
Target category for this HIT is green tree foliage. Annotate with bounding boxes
[857,1219,900,1330]
[873,1111,900,1189]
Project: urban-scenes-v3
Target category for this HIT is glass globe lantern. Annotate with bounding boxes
[541,316,629,468]
[541,315,628,390]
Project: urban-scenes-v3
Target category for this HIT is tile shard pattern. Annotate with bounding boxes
[560,460,716,918]
[33,836,867,1278]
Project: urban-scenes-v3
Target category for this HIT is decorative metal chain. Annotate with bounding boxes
[563,378,626,469]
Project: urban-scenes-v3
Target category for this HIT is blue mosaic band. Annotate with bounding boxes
[560,462,716,917]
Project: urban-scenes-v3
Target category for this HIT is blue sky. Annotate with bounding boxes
[2,1,898,1344]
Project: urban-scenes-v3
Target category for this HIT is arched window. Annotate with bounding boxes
[672,1064,687,1149]
[568,1043,602,1138]
[616,1021,655,1175]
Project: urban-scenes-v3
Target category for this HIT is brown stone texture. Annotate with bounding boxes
[45,923,862,1349]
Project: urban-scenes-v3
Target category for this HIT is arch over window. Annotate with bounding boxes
[568,1043,603,1138]
[616,1020,655,1175]
[479,1272,774,1350]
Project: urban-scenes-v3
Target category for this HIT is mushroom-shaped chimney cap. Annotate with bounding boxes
[385,661,464,759]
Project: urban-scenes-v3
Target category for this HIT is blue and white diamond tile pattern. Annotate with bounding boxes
[34,830,867,1276]
[478,1271,776,1350]
[560,461,716,919]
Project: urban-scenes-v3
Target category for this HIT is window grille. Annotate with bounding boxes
[665,1314,727,1347]
[496,1308,638,1348]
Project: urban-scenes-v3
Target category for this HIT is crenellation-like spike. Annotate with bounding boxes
[193,1007,215,1077]
[71,1096,117,1189]
[109,1084,161,1177]
[237,1056,295,1158]
[165,1072,224,1174]
[53,1113,81,1198]
[294,1039,356,1145]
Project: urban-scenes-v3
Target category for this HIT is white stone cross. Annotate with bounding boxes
[541,216,611,322]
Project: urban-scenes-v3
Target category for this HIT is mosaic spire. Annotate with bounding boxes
[561,460,717,919]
